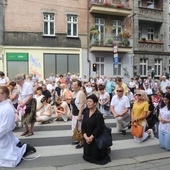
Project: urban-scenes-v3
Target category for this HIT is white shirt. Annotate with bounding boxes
[0,100,26,167]
[111,95,130,115]
[19,81,33,102]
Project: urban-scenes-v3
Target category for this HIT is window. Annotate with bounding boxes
[138,0,142,7]
[95,18,105,45]
[113,57,121,76]
[67,15,78,37]
[95,57,104,75]
[139,25,141,39]
[44,54,79,78]
[148,28,154,40]
[113,20,122,38]
[140,59,148,76]
[154,59,162,77]
[43,13,55,36]
[147,0,154,9]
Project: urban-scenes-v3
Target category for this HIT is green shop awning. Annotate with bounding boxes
[7,53,28,61]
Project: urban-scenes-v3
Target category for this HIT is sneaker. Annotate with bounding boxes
[121,130,126,136]
[149,129,154,139]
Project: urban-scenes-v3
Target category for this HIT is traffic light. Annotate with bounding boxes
[93,63,97,72]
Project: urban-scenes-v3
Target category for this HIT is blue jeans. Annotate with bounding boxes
[158,130,170,151]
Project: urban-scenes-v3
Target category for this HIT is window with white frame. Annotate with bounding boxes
[95,57,104,75]
[147,0,154,9]
[154,59,162,77]
[148,28,154,40]
[95,18,105,45]
[113,20,122,37]
[67,15,78,37]
[140,59,148,76]
[43,13,55,36]
[113,57,121,76]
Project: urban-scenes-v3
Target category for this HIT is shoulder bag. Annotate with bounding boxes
[131,122,143,138]
[95,125,112,149]
[72,121,84,141]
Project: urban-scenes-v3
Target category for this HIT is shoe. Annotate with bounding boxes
[24,144,36,156]
[75,144,83,149]
[149,129,154,139]
[20,131,29,136]
[71,141,79,145]
[25,132,34,137]
[121,130,126,136]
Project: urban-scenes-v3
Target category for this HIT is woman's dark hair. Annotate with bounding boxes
[36,87,43,91]
[41,96,47,103]
[9,81,16,87]
[92,83,98,91]
[75,80,82,87]
[87,94,98,103]
[0,71,5,77]
[160,92,170,110]
[98,84,105,91]
[0,86,9,98]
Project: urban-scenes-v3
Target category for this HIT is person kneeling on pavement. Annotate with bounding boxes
[110,87,131,136]
[0,86,36,168]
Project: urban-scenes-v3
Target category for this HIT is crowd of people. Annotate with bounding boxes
[0,70,170,167]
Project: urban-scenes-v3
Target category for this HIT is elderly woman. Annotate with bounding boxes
[131,90,154,143]
[0,86,36,167]
[70,80,86,148]
[14,74,36,137]
[82,94,111,165]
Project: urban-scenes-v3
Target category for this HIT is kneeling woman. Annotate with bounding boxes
[82,94,111,165]
[36,97,52,123]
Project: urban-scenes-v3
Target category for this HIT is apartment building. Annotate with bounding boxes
[0,0,88,79]
[133,0,170,79]
[88,0,133,80]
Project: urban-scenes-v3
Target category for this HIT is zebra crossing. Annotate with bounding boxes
[12,117,164,170]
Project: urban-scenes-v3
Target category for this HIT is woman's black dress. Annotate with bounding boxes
[82,108,111,165]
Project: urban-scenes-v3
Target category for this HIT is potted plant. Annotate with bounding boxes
[90,26,99,36]
[106,39,113,46]
[103,0,111,7]
[141,37,146,41]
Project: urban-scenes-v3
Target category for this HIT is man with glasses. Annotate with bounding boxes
[110,87,130,136]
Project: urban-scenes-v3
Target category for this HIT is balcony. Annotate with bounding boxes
[89,0,132,16]
[90,34,132,52]
[138,7,163,22]
[138,39,164,52]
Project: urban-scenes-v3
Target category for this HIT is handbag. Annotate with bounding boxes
[104,104,110,111]
[95,125,112,149]
[131,122,144,138]
[72,121,84,141]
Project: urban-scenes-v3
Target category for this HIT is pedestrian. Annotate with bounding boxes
[0,86,36,167]
[131,90,154,143]
[70,80,86,148]
[15,74,37,137]
[82,94,111,165]
[110,87,130,136]
[158,93,170,151]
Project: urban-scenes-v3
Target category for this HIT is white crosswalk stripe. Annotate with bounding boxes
[13,118,159,160]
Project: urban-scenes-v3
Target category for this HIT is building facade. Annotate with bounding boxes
[0,0,88,80]
[133,0,170,79]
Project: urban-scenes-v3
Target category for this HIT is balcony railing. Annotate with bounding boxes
[90,34,132,52]
[89,0,132,16]
[138,7,163,21]
[138,40,164,52]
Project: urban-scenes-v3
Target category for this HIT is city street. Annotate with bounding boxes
[2,116,169,170]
